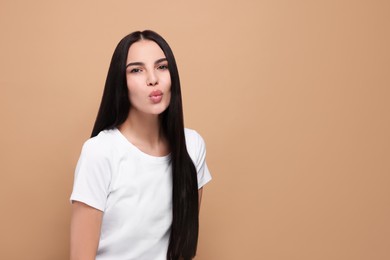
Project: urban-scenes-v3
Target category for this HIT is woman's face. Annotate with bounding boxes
[125,40,171,116]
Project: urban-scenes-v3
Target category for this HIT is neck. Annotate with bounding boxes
[118,109,168,155]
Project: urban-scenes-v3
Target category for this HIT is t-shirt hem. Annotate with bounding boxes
[198,175,212,189]
[70,193,105,212]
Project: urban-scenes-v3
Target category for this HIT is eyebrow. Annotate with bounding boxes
[126,58,167,68]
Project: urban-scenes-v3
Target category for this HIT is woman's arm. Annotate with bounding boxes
[70,201,103,260]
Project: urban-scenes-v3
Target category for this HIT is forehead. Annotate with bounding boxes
[126,40,166,62]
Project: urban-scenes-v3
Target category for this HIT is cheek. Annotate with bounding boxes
[126,78,143,95]
[165,87,172,105]
[160,73,171,90]
[126,76,136,88]
[165,78,172,101]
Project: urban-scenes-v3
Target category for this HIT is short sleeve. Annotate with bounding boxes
[191,130,212,189]
[70,139,112,211]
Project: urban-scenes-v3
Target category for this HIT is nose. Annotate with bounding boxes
[146,71,158,86]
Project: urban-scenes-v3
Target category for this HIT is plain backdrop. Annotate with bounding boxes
[1,0,389,259]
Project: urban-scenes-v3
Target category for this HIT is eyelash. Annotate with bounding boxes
[130,68,142,73]
[158,64,168,70]
[129,64,168,73]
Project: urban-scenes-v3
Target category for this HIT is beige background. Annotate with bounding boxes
[1,0,389,259]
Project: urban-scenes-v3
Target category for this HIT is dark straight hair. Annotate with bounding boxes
[91,30,199,260]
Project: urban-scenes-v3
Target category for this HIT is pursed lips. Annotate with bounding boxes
[149,90,163,103]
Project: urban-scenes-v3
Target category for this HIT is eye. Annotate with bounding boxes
[157,64,168,70]
[130,68,142,73]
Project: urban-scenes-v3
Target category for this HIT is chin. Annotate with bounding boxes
[149,106,169,115]
[152,103,170,114]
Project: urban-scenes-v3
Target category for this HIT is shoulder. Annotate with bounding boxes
[80,128,118,160]
[184,128,205,147]
[184,128,207,162]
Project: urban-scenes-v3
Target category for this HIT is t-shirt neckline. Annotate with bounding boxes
[112,127,171,163]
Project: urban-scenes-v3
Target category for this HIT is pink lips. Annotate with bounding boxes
[149,90,163,103]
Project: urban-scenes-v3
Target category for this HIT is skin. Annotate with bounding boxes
[119,40,172,156]
[70,40,204,259]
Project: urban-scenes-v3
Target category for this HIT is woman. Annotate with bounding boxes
[70,30,212,260]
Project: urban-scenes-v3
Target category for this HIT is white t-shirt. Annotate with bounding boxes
[70,127,212,260]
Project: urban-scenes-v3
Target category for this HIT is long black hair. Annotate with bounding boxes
[91,30,199,260]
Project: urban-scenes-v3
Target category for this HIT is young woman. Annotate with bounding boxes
[70,30,212,260]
